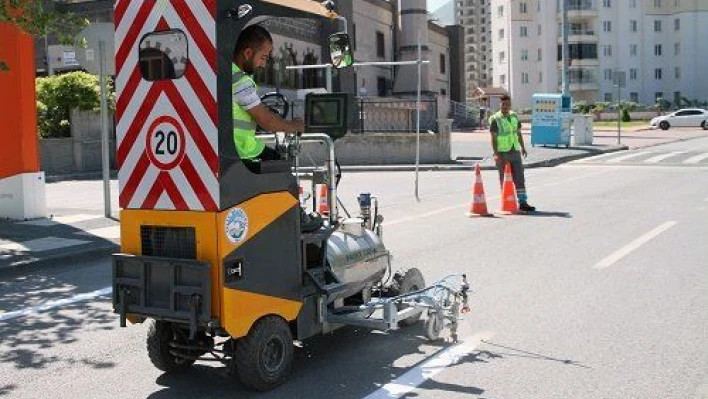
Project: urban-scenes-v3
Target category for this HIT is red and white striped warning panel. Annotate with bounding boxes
[115,0,218,211]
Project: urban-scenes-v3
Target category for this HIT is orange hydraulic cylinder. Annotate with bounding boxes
[0,22,40,180]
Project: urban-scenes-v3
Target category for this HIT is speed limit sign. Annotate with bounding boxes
[145,116,186,170]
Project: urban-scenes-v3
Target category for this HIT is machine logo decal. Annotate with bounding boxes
[225,208,249,244]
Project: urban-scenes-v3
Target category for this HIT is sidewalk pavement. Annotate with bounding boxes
[2,126,707,274]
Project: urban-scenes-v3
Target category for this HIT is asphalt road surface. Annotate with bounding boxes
[1,138,707,399]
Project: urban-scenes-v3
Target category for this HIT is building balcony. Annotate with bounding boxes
[557,31,598,43]
[567,80,599,91]
[557,58,599,67]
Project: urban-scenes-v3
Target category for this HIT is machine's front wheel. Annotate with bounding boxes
[235,315,294,391]
[146,320,195,372]
[396,268,426,327]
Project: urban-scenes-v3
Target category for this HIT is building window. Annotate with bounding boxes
[654,44,663,56]
[537,48,542,61]
[605,93,613,102]
[440,54,446,74]
[674,18,680,31]
[603,21,612,32]
[655,92,664,101]
[630,0,637,7]
[630,92,639,102]
[441,88,447,96]
[674,91,681,103]
[655,68,662,80]
[376,31,385,58]
[499,29,504,40]
[377,76,386,97]
[539,72,543,83]
[604,69,613,81]
[675,67,681,79]
[520,26,528,37]
[654,0,662,7]
[603,45,612,56]
[603,0,611,7]
[499,51,505,63]
[630,44,638,56]
[520,2,527,13]
[497,5,504,17]
[500,74,506,85]
[630,68,637,80]
[522,72,529,84]
[674,43,680,55]
[654,20,662,32]
[538,25,542,35]
[630,20,638,32]
[521,49,528,61]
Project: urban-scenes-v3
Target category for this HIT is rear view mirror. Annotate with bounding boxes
[329,33,353,69]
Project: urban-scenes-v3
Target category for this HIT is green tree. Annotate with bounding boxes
[1,0,88,70]
[36,71,114,138]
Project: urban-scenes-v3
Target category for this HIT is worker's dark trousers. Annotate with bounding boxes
[495,150,528,203]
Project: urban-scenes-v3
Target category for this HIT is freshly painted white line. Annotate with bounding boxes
[607,151,655,163]
[0,287,113,322]
[594,221,677,269]
[362,331,494,399]
[683,153,708,164]
[0,237,90,253]
[643,151,687,164]
[77,226,121,240]
[574,152,624,162]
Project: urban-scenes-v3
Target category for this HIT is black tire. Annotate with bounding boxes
[147,320,195,372]
[659,121,670,130]
[702,121,707,130]
[396,268,426,327]
[424,312,444,341]
[235,316,294,391]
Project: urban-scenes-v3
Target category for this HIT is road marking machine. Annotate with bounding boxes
[111,0,470,390]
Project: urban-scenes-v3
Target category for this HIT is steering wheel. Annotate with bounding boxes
[260,92,289,119]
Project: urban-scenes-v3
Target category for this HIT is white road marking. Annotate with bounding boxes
[0,237,90,253]
[574,151,624,162]
[17,214,102,226]
[362,331,494,399]
[594,221,677,269]
[607,151,655,163]
[0,287,112,322]
[683,153,708,164]
[643,151,687,164]
[76,226,121,240]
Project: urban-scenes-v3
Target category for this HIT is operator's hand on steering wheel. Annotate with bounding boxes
[291,118,305,136]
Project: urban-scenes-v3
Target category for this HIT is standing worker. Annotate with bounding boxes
[232,25,305,161]
[489,95,536,212]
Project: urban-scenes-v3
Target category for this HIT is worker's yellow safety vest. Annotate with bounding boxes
[489,110,521,152]
[232,64,263,160]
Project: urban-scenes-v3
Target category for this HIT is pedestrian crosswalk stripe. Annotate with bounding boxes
[643,151,687,164]
[683,153,708,164]
[607,151,655,163]
[0,237,90,253]
[76,226,120,240]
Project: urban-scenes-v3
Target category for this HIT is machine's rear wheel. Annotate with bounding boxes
[424,311,444,341]
[235,315,294,391]
[146,320,196,372]
[395,268,426,327]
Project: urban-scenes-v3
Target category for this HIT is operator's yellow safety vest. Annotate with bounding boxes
[489,110,521,153]
[232,64,263,160]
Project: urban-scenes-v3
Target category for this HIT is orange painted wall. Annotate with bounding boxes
[0,22,40,179]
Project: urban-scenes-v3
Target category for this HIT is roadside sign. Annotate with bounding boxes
[75,23,115,75]
[146,116,187,171]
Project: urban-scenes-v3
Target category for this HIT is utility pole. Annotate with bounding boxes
[561,0,569,95]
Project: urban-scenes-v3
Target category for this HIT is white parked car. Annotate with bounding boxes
[649,109,708,130]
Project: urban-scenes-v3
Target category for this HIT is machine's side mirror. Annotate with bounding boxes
[329,33,353,69]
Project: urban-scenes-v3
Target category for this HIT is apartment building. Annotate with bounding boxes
[491,0,708,108]
[454,0,493,98]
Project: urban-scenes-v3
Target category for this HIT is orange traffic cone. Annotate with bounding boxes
[317,184,330,216]
[499,163,518,215]
[466,164,491,217]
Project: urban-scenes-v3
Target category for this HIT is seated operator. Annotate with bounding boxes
[232,25,305,162]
